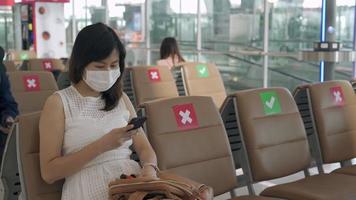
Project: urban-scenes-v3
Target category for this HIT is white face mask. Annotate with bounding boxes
[83,67,121,92]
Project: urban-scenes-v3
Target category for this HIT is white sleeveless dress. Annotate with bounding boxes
[56,86,141,200]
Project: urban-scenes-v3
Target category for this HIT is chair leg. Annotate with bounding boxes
[247,183,255,196]
[340,160,352,168]
[230,189,237,198]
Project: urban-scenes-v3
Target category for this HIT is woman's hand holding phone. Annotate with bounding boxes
[99,125,138,152]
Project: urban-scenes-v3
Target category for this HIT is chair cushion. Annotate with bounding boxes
[233,196,281,200]
[260,173,356,200]
[333,165,356,176]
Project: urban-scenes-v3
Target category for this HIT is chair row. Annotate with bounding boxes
[2,81,356,200]
[123,62,226,109]
[1,100,278,200]
[4,58,66,72]
[6,50,37,62]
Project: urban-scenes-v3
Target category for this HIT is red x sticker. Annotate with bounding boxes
[330,86,344,106]
[23,75,41,92]
[42,60,53,71]
[147,68,161,82]
[172,103,199,130]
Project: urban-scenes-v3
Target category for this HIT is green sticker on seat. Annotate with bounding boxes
[196,64,209,78]
[20,53,29,60]
[260,91,281,115]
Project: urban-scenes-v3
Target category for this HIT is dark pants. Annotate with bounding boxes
[0,132,7,164]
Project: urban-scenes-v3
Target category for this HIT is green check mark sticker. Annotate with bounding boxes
[260,91,281,115]
[196,64,209,78]
[21,53,29,60]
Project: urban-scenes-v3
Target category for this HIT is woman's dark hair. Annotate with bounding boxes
[159,37,185,63]
[0,46,5,61]
[68,23,125,111]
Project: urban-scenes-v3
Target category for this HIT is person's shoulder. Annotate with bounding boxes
[44,93,63,110]
[156,59,168,66]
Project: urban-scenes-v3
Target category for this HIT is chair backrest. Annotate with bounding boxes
[3,61,17,72]
[17,112,63,200]
[308,80,356,163]
[0,124,21,200]
[177,62,227,108]
[350,79,356,93]
[27,59,65,72]
[57,71,71,90]
[142,96,237,196]
[131,66,179,107]
[8,71,58,114]
[235,87,311,182]
[8,50,36,61]
[122,67,136,107]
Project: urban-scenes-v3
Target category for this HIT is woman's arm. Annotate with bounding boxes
[121,93,158,174]
[40,94,134,184]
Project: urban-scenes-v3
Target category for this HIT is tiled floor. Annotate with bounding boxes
[214,160,355,200]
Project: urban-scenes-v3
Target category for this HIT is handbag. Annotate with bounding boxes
[108,171,214,200]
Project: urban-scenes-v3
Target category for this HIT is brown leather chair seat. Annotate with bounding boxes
[261,173,356,200]
[141,96,278,199]
[173,62,227,108]
[8,50,36,61]
[128,66,179,108]
[3,60,17,71]
[17,112,63,200]
[7,71,58,114]
[27,58,66,72]
[229,87,356,199]
[333,165,356,176]
[294,81,356,175]
[234,196,282,200]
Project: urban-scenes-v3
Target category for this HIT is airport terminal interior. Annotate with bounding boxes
[1,0,356,199]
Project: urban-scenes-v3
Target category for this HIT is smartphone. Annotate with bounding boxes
[127,117,147,132]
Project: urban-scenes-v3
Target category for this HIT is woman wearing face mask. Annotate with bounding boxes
[39,23,157,200]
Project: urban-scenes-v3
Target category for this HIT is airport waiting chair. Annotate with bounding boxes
[57,71,71,90]
[8,71,58,114]
[3,61,17,72]
[122,67,136,106]
[173,62,227,108]
[0,124,21,200]
[294,81,356,176]
[141,96,279,200]
[123,66,179,108]
[227,87,356,199]
[7,50,36,61]
[26,58,66,72]
[17,112,63,200]
[350,79,356,92]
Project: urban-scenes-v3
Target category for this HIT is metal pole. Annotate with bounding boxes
[4,15,8,50]
[197,0,202,61]
[72,0,76,44]
[262,0,269,88]
[85,0,88,26]
[145,0,151,65]
[323,0,336,81]
[102,0,109,24]
[13,4,22,51]
[353,0,356,78]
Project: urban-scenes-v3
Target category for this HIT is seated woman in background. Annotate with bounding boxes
[39,23,157,200]
[156,37,185,70]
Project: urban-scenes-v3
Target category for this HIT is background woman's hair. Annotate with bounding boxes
[68,23,126,111]
[159,37,185,63]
